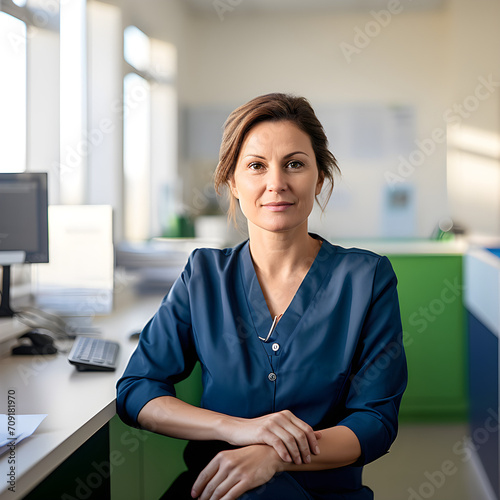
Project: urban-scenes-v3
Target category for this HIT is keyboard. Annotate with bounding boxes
[68,336,120,371]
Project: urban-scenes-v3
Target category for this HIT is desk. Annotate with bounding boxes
[0,290,164,500]
[0,318,32,358]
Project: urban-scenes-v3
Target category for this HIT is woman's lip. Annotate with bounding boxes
[263,203,294,212]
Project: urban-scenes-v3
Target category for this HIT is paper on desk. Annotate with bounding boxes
[0,414,47,455]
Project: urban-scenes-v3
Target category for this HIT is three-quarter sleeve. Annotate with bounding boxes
[337,256,408,465]
[116,251,198,427]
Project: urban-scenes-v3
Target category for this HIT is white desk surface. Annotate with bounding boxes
[0,290,164,500]
[0,317,36,359]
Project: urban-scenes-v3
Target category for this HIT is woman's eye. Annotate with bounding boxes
[249,162,264,170]
[287,161,304,169]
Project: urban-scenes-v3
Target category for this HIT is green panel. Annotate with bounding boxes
[110,415,144,500]
[143,434,189,500]
[26,424,110,500]
[111,363,203,499]
[143,363,203,499]
[176,362,203,406]
[387,254,467,422]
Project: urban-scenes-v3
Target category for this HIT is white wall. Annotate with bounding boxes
[91,0,500,241]
[180,6,452,239]
[446,0,500,237]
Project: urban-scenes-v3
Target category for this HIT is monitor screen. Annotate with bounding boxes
[0,172,49,264]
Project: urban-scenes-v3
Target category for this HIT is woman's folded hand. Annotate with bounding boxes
[224,409,321,465]
[191,444,282,500]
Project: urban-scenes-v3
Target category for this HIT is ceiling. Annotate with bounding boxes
[184,0,447,15]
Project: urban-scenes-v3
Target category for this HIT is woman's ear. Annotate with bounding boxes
[229,176,239,199]
[315,172,325,196]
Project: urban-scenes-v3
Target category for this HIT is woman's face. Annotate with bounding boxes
[230,120,323,235]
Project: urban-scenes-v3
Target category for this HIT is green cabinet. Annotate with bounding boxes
[110,363,203,500]
[387,254,467,422]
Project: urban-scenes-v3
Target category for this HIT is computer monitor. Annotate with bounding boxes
[0,172,49,317]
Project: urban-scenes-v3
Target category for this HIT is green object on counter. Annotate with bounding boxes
[163,214,195,238]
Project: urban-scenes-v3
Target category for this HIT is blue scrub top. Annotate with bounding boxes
[116,235,407,498]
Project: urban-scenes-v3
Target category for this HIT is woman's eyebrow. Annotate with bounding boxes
[284,151,309,158]
[243,151,310,160]
[243,154,266,159]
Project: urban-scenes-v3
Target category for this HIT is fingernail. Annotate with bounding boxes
[306,454,311,463]
[315,446,320,454]
[191,489,198,498]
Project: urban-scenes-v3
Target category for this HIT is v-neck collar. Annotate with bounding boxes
[238,234,335,347]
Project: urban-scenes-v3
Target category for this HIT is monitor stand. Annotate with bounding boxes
[0,265,15,317]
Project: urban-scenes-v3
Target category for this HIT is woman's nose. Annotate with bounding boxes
[267,167,287,193]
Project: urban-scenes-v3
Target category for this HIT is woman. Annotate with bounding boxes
[116,93,407,500]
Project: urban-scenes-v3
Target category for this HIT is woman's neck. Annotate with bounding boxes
[247,223,321,279]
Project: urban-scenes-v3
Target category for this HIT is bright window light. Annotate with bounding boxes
[124,25,150,72]
[0,12,27,173]
[12,0,28,6]
[151,39,176,81]
[27,0,58,10]
[448,125,500,159]
[123,73,151,241]
[60,0,87,203]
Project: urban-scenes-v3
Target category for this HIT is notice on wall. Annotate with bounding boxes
[315,103,416,163]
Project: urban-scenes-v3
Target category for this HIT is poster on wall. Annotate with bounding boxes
[314,103,416,163]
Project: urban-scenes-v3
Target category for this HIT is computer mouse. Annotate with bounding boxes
[12,331,58,356]
[129,331,141,340]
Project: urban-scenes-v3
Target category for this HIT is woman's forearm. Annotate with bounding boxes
[277,425,361,472]
[137,395,234,442]
[191,427,362,499]
[137,397,321,465]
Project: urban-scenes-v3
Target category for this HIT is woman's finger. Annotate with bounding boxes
[287,414,321,455]
[219,481,254,500]
[192,460,222,499]
[261,430,293,463]
[278,421,314,463]
[263,427,299,463]
[264,412,317,464]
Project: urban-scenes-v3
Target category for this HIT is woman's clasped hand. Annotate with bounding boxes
[191,445,282,500]
[224,409,322,465]
[191,410,321,499]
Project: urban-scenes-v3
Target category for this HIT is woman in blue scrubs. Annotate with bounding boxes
[116,93,407,500]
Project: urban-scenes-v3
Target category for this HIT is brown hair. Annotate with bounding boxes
[214,93,340,225]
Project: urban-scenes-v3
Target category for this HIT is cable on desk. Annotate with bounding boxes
[14,307,74,339]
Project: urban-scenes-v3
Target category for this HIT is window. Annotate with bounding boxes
[122,25,177,241]
[123,72,151,241]
[0,12,27,173]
